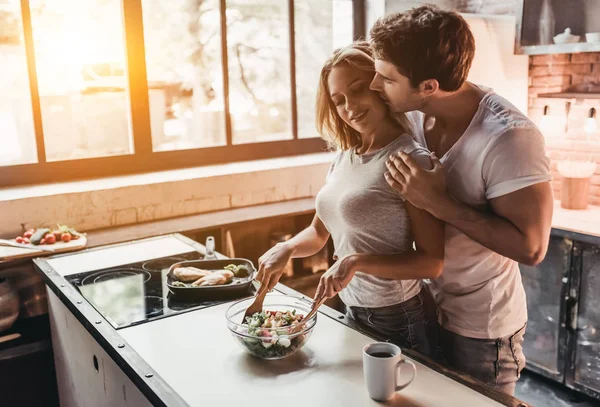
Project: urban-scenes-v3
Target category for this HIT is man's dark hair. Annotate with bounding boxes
[370,5,475,91]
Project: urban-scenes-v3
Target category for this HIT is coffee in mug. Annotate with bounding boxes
[362,342,416,401]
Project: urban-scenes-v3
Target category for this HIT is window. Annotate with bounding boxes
[0,0,361,186]
[0,0,37,166]
[295,0,354,139]
[141,0,226,151]
[30,0,132,161]
[226,0,293,145]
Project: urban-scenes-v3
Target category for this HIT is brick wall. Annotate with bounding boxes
[528,53,600,206]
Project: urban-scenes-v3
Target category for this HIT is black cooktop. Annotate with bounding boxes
[65,251,249,329]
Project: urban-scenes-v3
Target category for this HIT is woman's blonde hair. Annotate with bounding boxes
[316,40,411,151]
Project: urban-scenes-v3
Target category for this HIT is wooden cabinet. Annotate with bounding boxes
[47,289,151,407]
[516,0,600,54]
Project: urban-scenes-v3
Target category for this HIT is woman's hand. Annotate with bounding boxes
[314,254,360,303]
[256,243,295,290]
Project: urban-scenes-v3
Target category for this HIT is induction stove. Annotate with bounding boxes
[64,251,241,329]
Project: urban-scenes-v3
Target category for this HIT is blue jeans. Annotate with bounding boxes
[439,324,527,395]
[347,289,438,358]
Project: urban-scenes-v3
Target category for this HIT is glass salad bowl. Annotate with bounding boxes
[226,294,317,360]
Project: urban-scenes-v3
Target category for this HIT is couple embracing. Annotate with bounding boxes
[257,5,553,396]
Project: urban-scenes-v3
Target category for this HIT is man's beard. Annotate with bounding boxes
[393,93,427,114]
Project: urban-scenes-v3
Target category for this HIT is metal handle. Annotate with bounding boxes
[567,295,579,332]
[204,236,216,260]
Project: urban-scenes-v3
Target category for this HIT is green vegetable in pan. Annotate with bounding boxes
[225,263,251,278]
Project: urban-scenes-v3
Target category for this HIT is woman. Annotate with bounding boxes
[256,41,443,356]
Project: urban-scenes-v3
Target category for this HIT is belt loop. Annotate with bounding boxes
[366,308,374,324]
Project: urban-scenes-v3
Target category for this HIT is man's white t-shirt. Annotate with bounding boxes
[407,85,552,339]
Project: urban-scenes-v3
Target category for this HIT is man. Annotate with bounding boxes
[369,6,554,395]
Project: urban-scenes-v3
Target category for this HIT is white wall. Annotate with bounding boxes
[384,0,456,14]
[363,3,529,113]
[463,15,529,113]
[365,0,385,38]
[383,0,517,15]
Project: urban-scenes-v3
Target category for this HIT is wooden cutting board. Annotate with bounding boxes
[0,236,87,262]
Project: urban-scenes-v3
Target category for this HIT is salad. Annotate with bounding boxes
[241,310,306,359]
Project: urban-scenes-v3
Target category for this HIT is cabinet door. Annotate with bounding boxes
[48,288,152,407]
[103,351,154,407]
[517,0,591,51]
[519,235,572,381]
[48,289,107,407]
[569,243,600,399]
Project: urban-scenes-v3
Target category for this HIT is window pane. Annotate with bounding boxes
[0,0,37,166]
[30,0,132,161]
[296,0,353,139]
[226,0,292,144]
[142,0,226,152]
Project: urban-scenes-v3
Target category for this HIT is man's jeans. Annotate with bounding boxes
[439,324,527,395]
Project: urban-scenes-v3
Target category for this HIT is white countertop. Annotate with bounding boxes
[38,234,521,406]
[552,201,600,238]
[46,235,196,276]
[119,296,504,407]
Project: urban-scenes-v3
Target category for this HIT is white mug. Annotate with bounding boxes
[362,342,417,401]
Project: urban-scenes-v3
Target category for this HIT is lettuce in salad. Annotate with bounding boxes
[240,310,306,358]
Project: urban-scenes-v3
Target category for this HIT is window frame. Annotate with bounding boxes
[0,0,365,187]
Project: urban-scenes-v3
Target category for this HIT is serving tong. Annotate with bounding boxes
[242,280,326,332]
[242,281,269,322]
[290,296,326,334]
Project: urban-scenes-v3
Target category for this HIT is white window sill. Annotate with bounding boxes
[0,152,335,202]
[0,153,334,237]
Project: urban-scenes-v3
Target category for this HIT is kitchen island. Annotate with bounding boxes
[34,234,530,407]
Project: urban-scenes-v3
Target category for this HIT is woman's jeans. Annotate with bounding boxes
[347,289,438,358]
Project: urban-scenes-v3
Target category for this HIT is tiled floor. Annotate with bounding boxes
[515,370,600,407]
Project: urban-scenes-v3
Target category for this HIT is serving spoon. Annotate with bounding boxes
[290,296,326,334]
[242,281,270,323]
